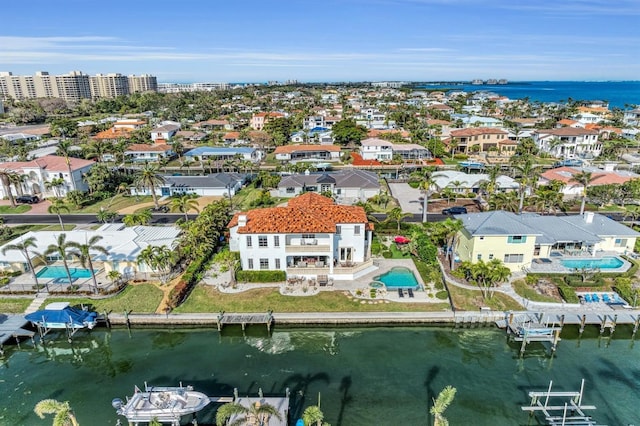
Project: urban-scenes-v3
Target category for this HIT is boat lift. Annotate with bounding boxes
[521,379,603,426]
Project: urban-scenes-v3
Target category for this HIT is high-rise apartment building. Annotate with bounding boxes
[0,71,157,101]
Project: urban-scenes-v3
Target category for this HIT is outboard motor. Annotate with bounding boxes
[111,398,123,412]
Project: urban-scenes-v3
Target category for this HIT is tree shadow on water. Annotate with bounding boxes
[283,372,330,420]
[423,366,440,426]
[335,375,352,426]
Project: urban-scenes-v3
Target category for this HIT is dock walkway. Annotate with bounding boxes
[0,314,35,354]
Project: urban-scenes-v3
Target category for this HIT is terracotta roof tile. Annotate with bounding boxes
[450,127,508,137]
[274,144,341,154]
[0,155,94,172]
[125,143,173,152]
[228,192,372,234]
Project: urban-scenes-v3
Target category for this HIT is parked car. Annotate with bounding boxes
[442,206,467,215]
[152,205,169,213]
[16,195,39,204]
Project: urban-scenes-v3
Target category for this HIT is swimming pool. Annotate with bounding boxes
[36,266,96,279]
[373,267,420,289]
[561,257,624,270]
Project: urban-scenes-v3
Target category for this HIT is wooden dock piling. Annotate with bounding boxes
[216,311,274,333]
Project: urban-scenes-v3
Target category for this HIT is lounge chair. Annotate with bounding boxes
[603,294,611,303]
[398,288,404,298]
[592,294,600,302]
[407,288,414,298]
[584,294,592,303]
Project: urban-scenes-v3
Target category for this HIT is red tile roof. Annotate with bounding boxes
[93,128,133,140]
[0,155,95,172]
[125,143,173,152]
[450,128,508,137]
[228,192,372,234]
[540,167,635,185]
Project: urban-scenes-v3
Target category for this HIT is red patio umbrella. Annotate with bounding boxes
[394,236,411,244]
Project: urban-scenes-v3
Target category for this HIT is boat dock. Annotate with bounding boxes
[0,314,35,355]
[522,379,602,425]
[229,388,290,426]
[216,311,274,332]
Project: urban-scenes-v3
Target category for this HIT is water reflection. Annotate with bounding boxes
[244,330,360,355]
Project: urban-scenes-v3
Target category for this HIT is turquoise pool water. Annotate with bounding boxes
[36,266,95,279]
[561,257,624,270]
[373,266,420,289]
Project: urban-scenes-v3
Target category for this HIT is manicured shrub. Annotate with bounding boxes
[558,285,579,303]
[435,290,449,300]
[236,270,286,283]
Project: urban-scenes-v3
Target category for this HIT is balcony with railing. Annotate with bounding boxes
[285,237,331,253]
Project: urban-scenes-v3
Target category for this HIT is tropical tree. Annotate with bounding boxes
[386,207,410,232]
[0,169,17,207]
[216,400,282,426]
[137,245,175,285]
[122,209,153,227]
[430,386,456,426]
[2,236,44,291]
[489,191,519,213]
[569,170,595,215]
[45,177,66,198]
[302,405,330,426]
[458,259,511,299]
[134,164,165,209]
[44,234,76,288]
[34,399,79,426]
[170,194,200,221]
[96,209,117,224]
[510,157,542,213]
[48,198,70,230]
[68,235,109,294]
[56,139,78,191]
[8,172,26,196]
[214,248,239,287]
[107,270,122,286]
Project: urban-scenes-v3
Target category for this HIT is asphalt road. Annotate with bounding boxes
[2,213,192,225]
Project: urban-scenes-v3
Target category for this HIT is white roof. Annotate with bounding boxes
[0,224,181,263]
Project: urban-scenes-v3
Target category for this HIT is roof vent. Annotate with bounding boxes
[584,211,595,224]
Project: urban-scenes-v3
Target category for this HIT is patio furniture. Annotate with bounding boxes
[318,275,328,286]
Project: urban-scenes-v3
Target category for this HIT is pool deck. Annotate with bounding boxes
[528,253,630,274]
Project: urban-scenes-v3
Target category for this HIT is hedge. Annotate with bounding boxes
[168,252,212,309]
[558,285,579,303]
[563,275,605,287]
[236,270,286,283]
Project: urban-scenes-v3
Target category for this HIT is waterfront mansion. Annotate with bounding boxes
[228,192,375,280]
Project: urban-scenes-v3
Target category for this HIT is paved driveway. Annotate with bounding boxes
[387,182,423,214]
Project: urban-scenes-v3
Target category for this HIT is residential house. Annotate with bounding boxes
[277,169,380,202]
[0,133,40,144]
[360,138,393,161]
[0,155,95,198]
[228,192,375,280]
[456,211,640,272]
[250,112,285,130]
[446,128,509,154]
[113,119,146,130]
[176,130,208,143]
[0,223,181,278]
[150,122,181,142]
[185,146,262,162]
[533,128,602,159]
[431,170,519,194]
[538,166,638,198]
[124,143,174,162]
[194,119,232,131]
[274,144,341,162]
[391,143,432,160]
[131,173,247,197]
[92,127,133,142]
[623,108,640,126]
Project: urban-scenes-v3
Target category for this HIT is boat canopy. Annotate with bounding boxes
[25,306,97,327]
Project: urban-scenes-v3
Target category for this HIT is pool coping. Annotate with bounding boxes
[528,255,631,274]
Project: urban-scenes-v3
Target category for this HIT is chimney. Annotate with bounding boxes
[584,211,594,224]
[238,215,247,227]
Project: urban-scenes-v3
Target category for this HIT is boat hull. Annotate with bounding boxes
[116,385,210,424]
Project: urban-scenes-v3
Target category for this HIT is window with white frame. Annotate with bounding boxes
[258,236,268,248]
[274,235,280,247]
[246,236,252,247]
[259,258,269,270]
[275,258,281,269]
[247,259,254,269]
[503,253,524,263]
[354,225,361,235]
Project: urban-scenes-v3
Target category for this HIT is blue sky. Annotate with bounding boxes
[1,0,639,82]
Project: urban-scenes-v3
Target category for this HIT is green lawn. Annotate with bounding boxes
[174,285,451,313]
[512,279,562,303]
[0,224,49,244]
[43,284,163,313]
[0,298,32,313]
[448,284,523,311]
[39,224,76,231]
[0,205,31,214]
[67,194,155,214]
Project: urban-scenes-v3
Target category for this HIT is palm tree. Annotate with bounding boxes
[45,177,66,198]
[48,198,70,230]
[302,405,328,426]
[511,157,542,213]
[170,195,200,221]
[68,235,108,294]
[56,139,77,191]
[386,207,410,232]
[570,170,595,215]
[8,172,26,196]
[0,168,17,207]
[96,209,117,224]
[419,175,435,223]
[2,236,44,291]
[44,234,76,288]
[34,399,79,426]
[213,248,239,287]
[134,164,165,209]
[138,245,175,284]
[122,209,153,227]
[430,386,456,426]
[107,270,122,286]
[216,400,282,426]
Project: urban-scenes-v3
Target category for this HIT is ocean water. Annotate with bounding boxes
[419,81,640,108]
[1,326,639,425]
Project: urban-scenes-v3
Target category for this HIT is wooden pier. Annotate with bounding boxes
[522,379,602,426]
[0,314,35,355]
[216,311,274,332]
[229,388,290,426]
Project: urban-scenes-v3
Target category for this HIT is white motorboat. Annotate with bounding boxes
[113,383,210,425]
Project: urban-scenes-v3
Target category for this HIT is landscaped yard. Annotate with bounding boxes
[67,194,155,213]
[174,285,451,313]
[512,279,563,303]
[0,205,31,214]
[0,298,32,313]
[43,284,163,313]
[447,284,523,311]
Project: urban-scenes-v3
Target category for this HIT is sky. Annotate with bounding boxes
[1,0,639,83]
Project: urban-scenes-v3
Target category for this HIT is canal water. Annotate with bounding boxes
[1,326,639,425]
